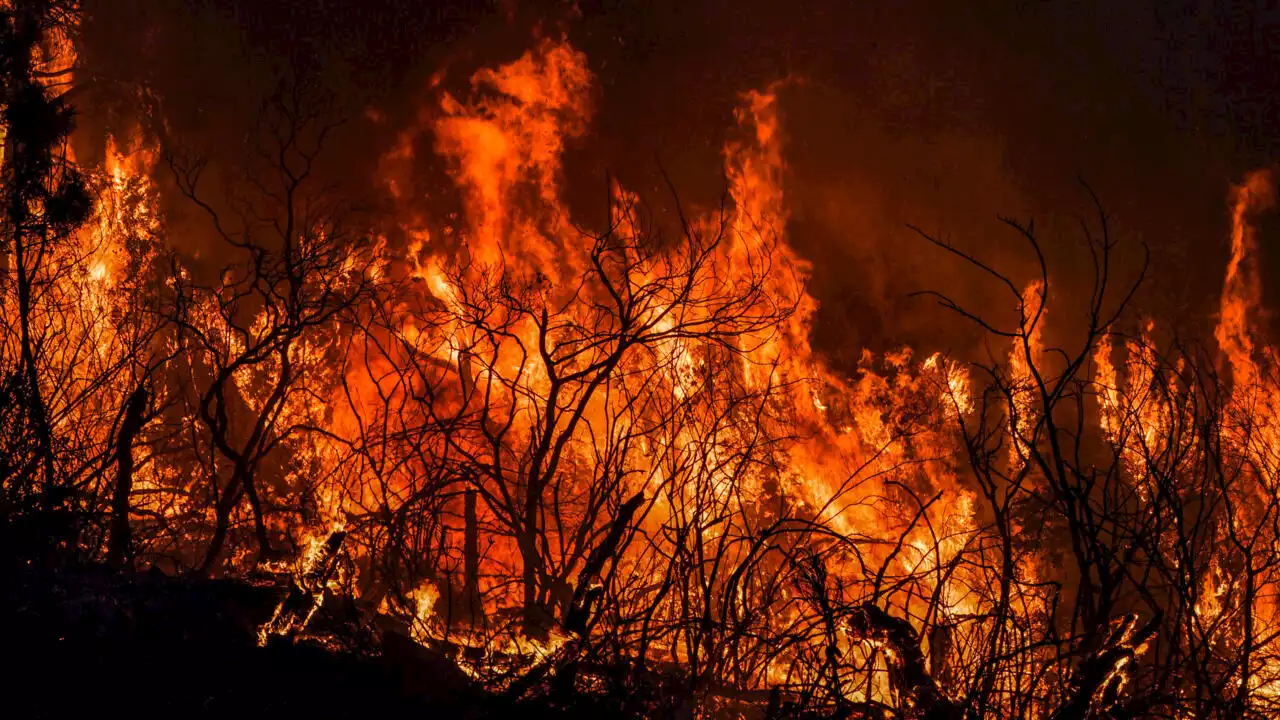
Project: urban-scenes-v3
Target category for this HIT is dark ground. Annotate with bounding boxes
[0,565,504,718]
[0,563,714,719]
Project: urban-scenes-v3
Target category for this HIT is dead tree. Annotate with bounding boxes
[107,381,149,569]
[429,188,791,633]
[0,1,166,569]
[912,188,1162,718]
[165,80,379,573]
[0,0,92,558]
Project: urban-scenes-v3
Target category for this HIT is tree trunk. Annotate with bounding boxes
[108,383,149,569]
[198,472,243,575]
[464,488,480,622]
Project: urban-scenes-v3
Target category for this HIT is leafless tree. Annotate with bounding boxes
[162,81,380,574]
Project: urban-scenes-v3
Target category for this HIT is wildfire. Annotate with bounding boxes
[48,37,1058,708]
[12,9,1280,715]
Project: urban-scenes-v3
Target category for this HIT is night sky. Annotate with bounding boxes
[76,0,1280,367]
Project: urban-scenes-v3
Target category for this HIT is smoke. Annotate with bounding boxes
[74,0,1280,369]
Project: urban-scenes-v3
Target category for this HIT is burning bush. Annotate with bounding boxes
[6,3,1280,719]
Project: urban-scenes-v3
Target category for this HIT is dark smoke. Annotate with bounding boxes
[76,0,1280,369]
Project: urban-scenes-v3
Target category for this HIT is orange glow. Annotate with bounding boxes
[18,23,1280,715]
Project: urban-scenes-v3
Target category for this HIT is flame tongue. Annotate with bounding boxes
[432,39,593,277]
[1218,170,1277,390]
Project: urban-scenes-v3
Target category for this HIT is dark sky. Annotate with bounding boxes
[76,0,1280,366]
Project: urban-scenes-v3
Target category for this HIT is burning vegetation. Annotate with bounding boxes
[6,2,1280,718]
